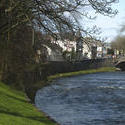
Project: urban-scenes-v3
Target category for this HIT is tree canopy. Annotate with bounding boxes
[111,36,125,51]
[0,0,118,36]
[0,0,118,89]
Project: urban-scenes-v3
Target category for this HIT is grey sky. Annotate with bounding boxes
[92,0,125,42]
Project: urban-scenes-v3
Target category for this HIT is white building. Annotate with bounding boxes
[42,44,64,62]
[82,37,105,59]
[38,34,106,61]
[49,37,105,60]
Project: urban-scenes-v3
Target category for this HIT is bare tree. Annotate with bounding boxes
[0,0,118,88]
[0,0,118,36]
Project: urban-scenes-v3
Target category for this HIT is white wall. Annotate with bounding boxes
[83,43,91,59]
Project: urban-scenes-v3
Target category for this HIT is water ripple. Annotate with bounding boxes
[35,72,125,125]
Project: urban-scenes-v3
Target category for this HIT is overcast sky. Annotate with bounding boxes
[91,0,125,42]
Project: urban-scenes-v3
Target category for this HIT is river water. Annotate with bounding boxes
[35,72,125,125]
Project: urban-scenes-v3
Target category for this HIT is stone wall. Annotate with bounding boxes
[25,58,113,84]
[47,58,113,75]
[26,58,114,102]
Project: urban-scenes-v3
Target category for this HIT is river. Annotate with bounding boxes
[35,72,125,125]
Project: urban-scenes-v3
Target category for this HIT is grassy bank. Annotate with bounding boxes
[0,82,57,125]
[0,67,116,125]
[26,67,116,103]
[48,67,116,81]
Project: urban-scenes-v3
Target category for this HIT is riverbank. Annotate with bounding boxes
[48,67,116,81]
[0,67,116,125]
[27,67,116,102]
[0,81,57,125]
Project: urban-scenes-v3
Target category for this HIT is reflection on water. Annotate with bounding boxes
[35,72,125,125]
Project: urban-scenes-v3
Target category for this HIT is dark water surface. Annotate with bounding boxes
[35,72,125,125]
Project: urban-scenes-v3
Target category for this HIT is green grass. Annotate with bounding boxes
[48,67,116,81]
[0,67,116,125]
[0,82,57,125]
